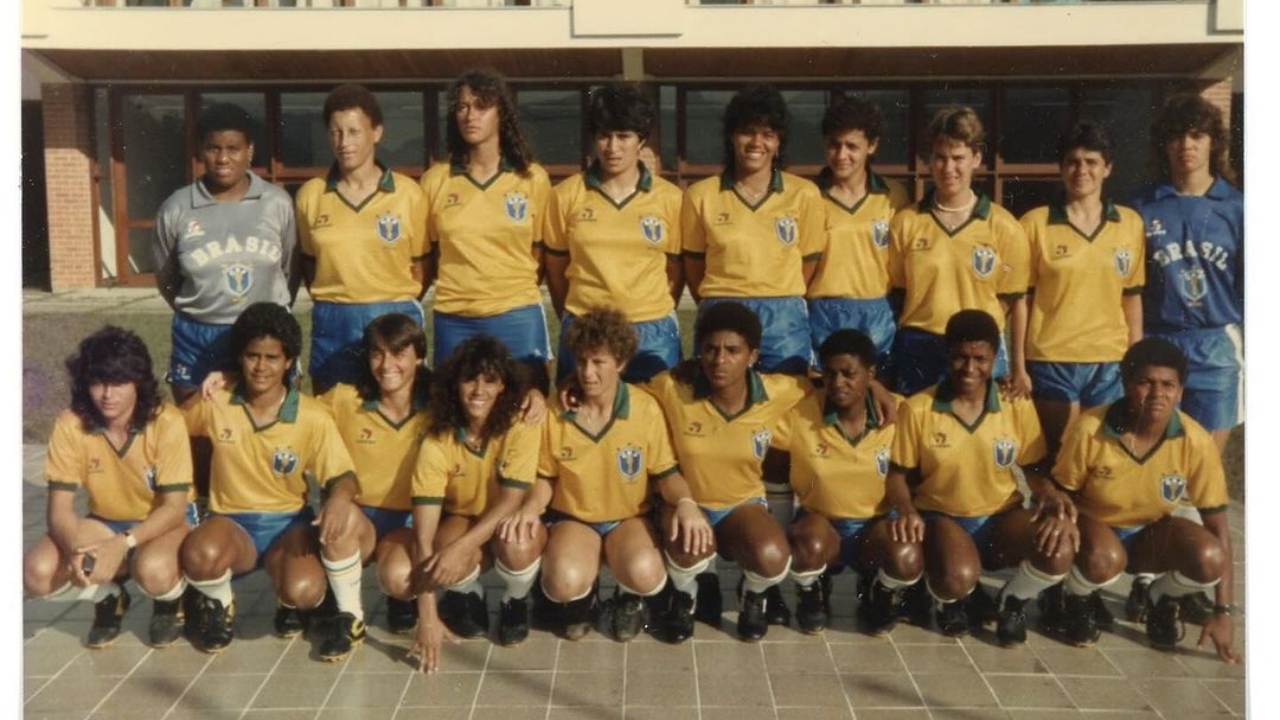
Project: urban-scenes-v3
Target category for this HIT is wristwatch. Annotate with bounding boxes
[122,531,138,550]
[1212,603,1235,617]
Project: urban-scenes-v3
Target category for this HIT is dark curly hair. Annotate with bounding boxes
[1150,94,1237,185]
[1121,337,1188,386]
[818,328,878,374]
[229,302,302,364]
[673,301,763,386]
[323,83,384,128]
[565,306,638,366]
[65,326,162,432]
[944,309,1001,353]
[446,68,535,175]
[586,83,656,142]
[821,92,883,145]
[428,334,527,442]
[1056,120,1114,165]
[722,84,790,173]
[197,102,257,147]
[355,313,432,406]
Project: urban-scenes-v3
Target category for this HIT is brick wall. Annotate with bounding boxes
[42,83,97,290]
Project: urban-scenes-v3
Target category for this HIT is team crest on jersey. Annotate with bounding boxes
[223,263,253,298]
[1114,249,1133,277]
[616,444,643,481]
[504,192,529,222]
[775,216,798,246]
[1159,473,1188,504]
[971,246,997,279]
[1146,219,1167,238]
[871,219,890,249]
[751,429,773,461]
[993,438,1016,468]
[640,216,664,246]
[875,447,890,478]
[1178,267,1208,303]
[271,449,299,477]
[376,213,402,244]
[184,220,205,240]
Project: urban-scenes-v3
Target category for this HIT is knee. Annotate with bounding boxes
[495,536,543,570]
[23,547,60,597]
[616,552,666,595]
[278,572,327,610]
[1186,540,1228,584]
[542,562,594,603]
[787,529,830,571]
[179,533,230,580]
[884,542,923,580]
[1077,545,1125,584]
[928,562,979,601]
[745,539,790,578]
[131,550,182,595]
[377,559,413,600]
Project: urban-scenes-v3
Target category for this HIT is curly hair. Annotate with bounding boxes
[1150,94,1237,185]
[818,328,878,374]
[323,83,384,129]
[428,334,527,441]
[446,68,535,175]
[564,306,638,366]
[1121,337,1188,386]
[944,309,1000,353]
[673,301,763,386]
[586,83,656,142]
[355,313,431,405]
[1056,120,1114,165]
[197,102,257,146]
[922,105,985,157]
[821,92,883,145]
[65,326,162,432]
[722,84,790,173]
[229,302,302,363]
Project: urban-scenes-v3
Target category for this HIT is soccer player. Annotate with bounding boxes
[512,307,710,642]
[681,84,826,375]
[407,335,542,664]
[1131,95,1243,455]
[24,327,195,649]
[807,93,911,371]
[545,83,684,384]
[178,303,368,661]
[1021,122,1145,459]
[421,69,554,392]
[888,106,1030,396]
[1048,338,1237,663]
[295,84,429,395]
[887,309,1077,645]
[646,302,810,641]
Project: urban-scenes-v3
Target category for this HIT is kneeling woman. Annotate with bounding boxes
[24,327,195,649]
[886,309,1077,645]
[512,306,709,642]
[179,303,368,661]
[770,329,921,635]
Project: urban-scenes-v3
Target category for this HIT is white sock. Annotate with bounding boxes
[790,565,825,588]
[321,550,364,621]
[44,581,114,604]
[442,565,483,598]
[143,578,187,603]
[1001,560,1068,603]
[1149,570,1219,604]
[618,576,667,598]
[188,570,233,606]
[541,578,595,604]
[1063,565,1120,597]
[742,559,791,595]
[926,577,968,609]
[496,558,540,602]
[876,568,921,590]
[664,553,711,598]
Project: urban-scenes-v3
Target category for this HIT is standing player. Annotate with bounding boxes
[545,83,684,384]
[24,327,195,649]
[681,84,826,375]
[421,69,554,391]
[807,93,910,371]
[295,84,429,395]
[888,106,1030,396]
[1021,122,1145,459]
[1049,338,1237,663]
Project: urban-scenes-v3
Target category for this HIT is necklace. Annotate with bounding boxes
[933,191,976,213]
[735,181,769,204]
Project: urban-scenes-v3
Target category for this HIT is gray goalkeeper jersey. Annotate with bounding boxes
[152,171,298,324]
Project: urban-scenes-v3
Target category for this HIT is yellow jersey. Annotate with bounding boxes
[317,383,430,513]
[808,170,910,300]
[412,418,539,518]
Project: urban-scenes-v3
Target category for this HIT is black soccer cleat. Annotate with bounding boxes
[612,591,648,642]
[695,572,723,627]
[1125,575,1152,623]
[1145,594,1184,650]
[996,595,1028,646]
[794,578,829,634]
[764,583,791,627]
[859,579,901,637]
[1063,591,1102,647]
[149,596,185,648]
[665,588,697,643]
[86,586,132,649]
[196,596,236,654]
[274,602,305,638]
[438,590,490,639]
[386,595,418,635]
[935,600,969,638]
[498,595,531,647]
[737,588,769,641]
[1180,591,1214,625]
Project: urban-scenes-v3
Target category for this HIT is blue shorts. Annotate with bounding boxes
[699,297,812,375]
[361,506,412,540]
[220,507,316,568]
[434,303,553,370]
[1151,325,1244,431]
[701,496,769,528]
[544,509,622,538]
[807,296,895,372]
[1112,524,1146,552]
[793,507,881,569]
[1028,361,1123,407]
[90,503,200,533]
[168,313,233,390]
[557,312,681,384]
[311,300,424,390]
[892,327,1010,396]
[921,510,998,550]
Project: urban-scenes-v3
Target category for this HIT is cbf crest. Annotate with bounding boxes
[1113,249,1133,278]
[751,429,773,461]
[616,444,643,482]
[775,216,798,246]
[504,192,529,223]
[223,263,253,298]
[376,213,402,244]
[971,246,997,279]
[271,448,299,477]
[871,219,890,250]
[874,447,890,478]
[1159,473,1188,504]
[1179,267,1208,304]
[992,438,1017,469]
[640,215,664,246]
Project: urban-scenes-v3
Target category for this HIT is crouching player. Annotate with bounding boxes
[178,303,368,660]
[770,329,920,635]
[24,327,196,648]
[1048,338,1238,662]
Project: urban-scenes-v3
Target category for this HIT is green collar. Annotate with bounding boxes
[931,378,1001,415]
[585,161,654,193]
[325,162,395,193]
[1047,199,1122,225]
[821,393,881,442]
[719,167,785,194]
[918,189,992,220]
[560,381,632,421]
[359,394,426,415]
[230,385,301,423]
[1100,400,1185,440]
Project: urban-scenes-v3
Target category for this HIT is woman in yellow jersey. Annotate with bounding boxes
[421,69,554,392]
[509,307,709,643]
[681,84,826,375]
[296,84,429,395]
[1021,122,1144,461]
[769,329,920,636]
[25,327,195,650]
[887,106,1030,396]
[886,310,1076,646]
[646,302,811,642]
[545,83,683,384]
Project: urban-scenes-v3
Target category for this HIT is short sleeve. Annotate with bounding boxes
[798,184,827,261]
[662,186,684,257]
[180,394,210,438]
[886,178,912,212]
[887,210,909,290]
[889,399,922,472]
[411,435,449,503]
[151,200,181,295]
[543,182,570,254]
[498,419,541,489]
[43,414,85,490]
[1019,211,1041,289]
[997,214,1031,297]
[645,403,679,479]
[1187,430,1229,511]
[308,413,357,488]
[419,167,440,253]
[1050,416,1093,492]
[153,407,194,492]
[529,166,554,246]
[295,185,316,258]
[1012,397,1047,467]
[1123,212,1147,291]
[407,182,429,260]
[537,415,558,481]
[680,190,707,256]
[770,408,795,452]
